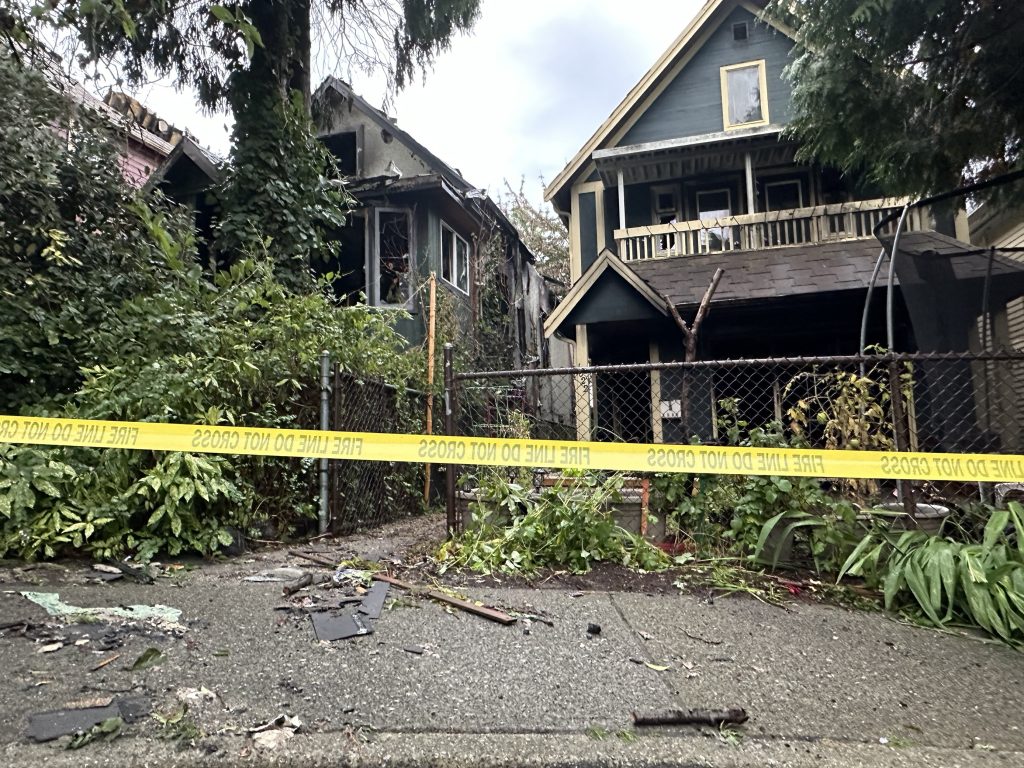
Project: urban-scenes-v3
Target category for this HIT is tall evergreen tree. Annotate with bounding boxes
[5,1,481,282]
[768,0,1024,199]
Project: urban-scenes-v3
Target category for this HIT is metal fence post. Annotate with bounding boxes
[443,344,459,535]
[318,350,331,535]
[888,358,917,516]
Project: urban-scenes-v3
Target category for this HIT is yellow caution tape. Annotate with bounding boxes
[2,414,1023,483]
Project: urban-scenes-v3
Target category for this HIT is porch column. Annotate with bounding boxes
[744,152,755,214]
[649,341,663,443]
[617,169,626,230]
[744,152,757,249]
[574,325,593,441]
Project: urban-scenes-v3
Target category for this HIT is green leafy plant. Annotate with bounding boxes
[839,503,1024,645]
[0,52,423,561]
[437,471,669,575]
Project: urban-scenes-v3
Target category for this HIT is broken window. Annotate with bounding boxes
[441,222,470,294]
[696,188,734,251]
[376,209,411,306]
[721,60,768,130]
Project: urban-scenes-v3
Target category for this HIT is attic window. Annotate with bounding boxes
[720,59,769,130]
[732,22,748,41]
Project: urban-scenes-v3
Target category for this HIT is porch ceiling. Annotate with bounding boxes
[592,126,797,186]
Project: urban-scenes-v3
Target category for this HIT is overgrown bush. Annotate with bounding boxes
[651,399,854,572]
[0,53,422,561]
[437,471,670,575]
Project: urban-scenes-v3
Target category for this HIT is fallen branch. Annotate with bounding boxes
[372,574,516,625]
[288,550,338,569]
[89,654,121,673]
[682,630,723,646]
[633,708,748,727]
[281,573,330,595]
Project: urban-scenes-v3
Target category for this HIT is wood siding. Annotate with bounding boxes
[621,7,793,146]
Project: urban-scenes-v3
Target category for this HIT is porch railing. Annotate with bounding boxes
[614,198,926,262]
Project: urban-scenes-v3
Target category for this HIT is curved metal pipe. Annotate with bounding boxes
[859,247,889,356]
[885,205,912,351]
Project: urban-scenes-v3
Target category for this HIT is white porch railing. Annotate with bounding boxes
[614,198,926,262]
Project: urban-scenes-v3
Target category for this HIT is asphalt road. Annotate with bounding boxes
[1,536,1021,767]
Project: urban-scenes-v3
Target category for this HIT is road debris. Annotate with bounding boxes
[288,550,339,568]
[403,645,425,655]
[90,653,121,672]
[587,623,602,636]
[26,697,151,742]
[372,574,516,625]
[629,658,670,671]
[632,708,748,727]
[20,592,185,633]
[357,580,389,620]
[310,609,372,641]
[67,717,123,749]
[243,567,305,583]
[682,629,723,646]
[249,714,302,750]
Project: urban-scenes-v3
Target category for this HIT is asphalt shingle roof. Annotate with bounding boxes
[627,231,1017,309]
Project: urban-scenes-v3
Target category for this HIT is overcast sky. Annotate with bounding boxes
[124,0,704,205]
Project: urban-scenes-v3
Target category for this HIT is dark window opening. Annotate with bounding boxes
[378,211,411,305]
[322,131,360,176]
[732,22,748,41]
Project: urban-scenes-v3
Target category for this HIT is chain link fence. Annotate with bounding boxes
[445,351,1024,531]
[328,368,429,534]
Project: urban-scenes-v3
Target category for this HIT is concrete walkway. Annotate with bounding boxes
[1,536,1022,767]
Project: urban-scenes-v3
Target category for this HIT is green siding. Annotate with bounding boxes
[621,7,794,146]
[564,270,662,326]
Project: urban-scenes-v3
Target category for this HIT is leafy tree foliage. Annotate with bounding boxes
[0,54,174,410]
[768,0,1024,197]
[0,53,420,560]
[500,179,570,286]
[6,0,481,279]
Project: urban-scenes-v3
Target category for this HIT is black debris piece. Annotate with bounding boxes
[587,623,601,636]
[310,609,373,642]
[357,581,389,620]
[27,698,151,742]
[403,645,425,655]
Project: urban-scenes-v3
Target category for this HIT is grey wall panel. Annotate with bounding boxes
[621,7,794,146]
[579,192,599,272]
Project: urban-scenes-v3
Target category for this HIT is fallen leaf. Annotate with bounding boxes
[644,662,671,672]
[38,642,63,654]
[130,647,164,671]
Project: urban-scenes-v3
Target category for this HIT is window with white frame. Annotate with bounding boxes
[720,60,768,130]
[441,222,470,294]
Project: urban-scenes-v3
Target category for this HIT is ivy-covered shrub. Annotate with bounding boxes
[0,54,421,560]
